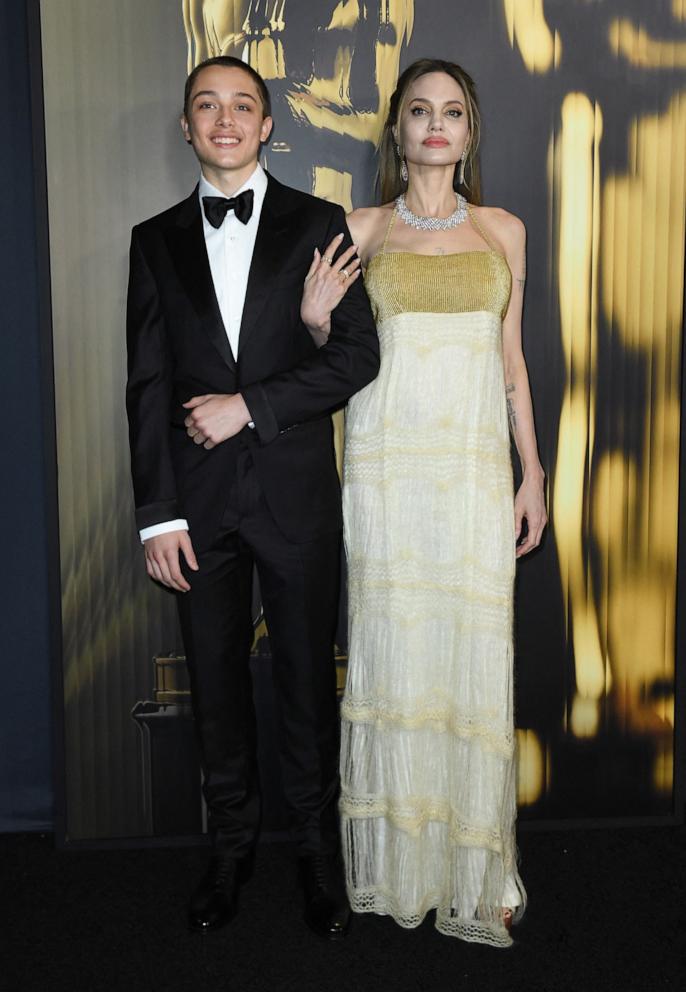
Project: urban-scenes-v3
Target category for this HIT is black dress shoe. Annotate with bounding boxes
[188,854,243,932]
[299,853,351,941]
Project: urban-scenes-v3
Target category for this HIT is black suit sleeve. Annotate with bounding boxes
[241,204,380,444]
[125,228,180,530]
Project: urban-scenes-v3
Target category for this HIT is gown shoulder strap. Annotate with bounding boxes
[379,205,398,253]
[467,203,498,252]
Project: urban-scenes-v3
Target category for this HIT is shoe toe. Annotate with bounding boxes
[304,894,351,940]
[189,894,236,931]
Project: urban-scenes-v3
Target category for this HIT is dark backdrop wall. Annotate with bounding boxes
[17,0,686,842]
[0,0,53,831]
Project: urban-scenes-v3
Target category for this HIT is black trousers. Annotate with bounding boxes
[177,444,342,858]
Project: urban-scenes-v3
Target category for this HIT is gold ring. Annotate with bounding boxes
[322,255,334,264]
[341,268,349,279]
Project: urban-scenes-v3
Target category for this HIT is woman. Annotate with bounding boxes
[304,58,546,947]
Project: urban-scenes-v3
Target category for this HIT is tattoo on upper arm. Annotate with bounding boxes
[516,252,526,290]
[506,382,517,433]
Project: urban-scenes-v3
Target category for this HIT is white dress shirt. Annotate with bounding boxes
[139,164,268,544]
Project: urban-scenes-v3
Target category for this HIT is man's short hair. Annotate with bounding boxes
[183,56,272,119]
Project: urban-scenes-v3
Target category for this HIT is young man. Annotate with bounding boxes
[126,56,379,938]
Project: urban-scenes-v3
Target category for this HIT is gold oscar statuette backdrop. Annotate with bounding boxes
[42,0,685,840]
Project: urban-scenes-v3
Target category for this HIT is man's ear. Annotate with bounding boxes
[180,114,192,144]
[260,115,274,144]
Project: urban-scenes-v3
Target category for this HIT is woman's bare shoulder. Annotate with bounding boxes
[347,203,395,259]
[472,204,526,248]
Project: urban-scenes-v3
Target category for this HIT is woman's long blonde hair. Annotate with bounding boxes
[378,58,482,206]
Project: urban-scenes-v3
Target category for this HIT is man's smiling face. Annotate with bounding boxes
[181,64,273,188]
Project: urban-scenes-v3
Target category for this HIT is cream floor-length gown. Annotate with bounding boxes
[340,206,525,948]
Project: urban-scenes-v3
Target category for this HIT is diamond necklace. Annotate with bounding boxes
[395,192,468,231]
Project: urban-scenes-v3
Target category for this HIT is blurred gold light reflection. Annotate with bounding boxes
[285,0,414,145]
[327,0,361,32]
[184,0,249,67]
[313,166,353,212]
[654,747,674,795]
[609,18,686,68]
[550,84,684,765]
[516,729,545,805]
[503,0,560,73]
[596,93,686,749]
[184,2,414,145]
[552,93,608,738]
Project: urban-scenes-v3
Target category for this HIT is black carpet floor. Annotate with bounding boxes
[3,826,684,992]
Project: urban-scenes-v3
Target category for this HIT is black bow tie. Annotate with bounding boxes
[202,189,254,228]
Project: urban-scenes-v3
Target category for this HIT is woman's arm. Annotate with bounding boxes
[497,211,548,557]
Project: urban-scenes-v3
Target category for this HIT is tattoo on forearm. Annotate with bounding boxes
[506,382,517,433]
[516,254,526,290]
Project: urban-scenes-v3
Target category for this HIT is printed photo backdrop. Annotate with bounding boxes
[42,0,686,841]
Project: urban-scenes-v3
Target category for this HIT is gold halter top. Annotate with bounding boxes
[364,203,512,325]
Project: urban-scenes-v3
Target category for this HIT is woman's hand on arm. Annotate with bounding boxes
[497,210,548,557]
[302,207,381,348]
[301,234,361,347]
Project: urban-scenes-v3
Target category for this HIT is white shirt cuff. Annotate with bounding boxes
[140,519,189,544]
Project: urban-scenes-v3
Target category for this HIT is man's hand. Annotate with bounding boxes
[144,530,199,592]
[183,393,252,448]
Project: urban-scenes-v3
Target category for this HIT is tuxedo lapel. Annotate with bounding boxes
[164,188,236,372]
[237,175,293,353]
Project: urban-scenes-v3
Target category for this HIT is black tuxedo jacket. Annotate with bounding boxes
[126,173,379,551]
